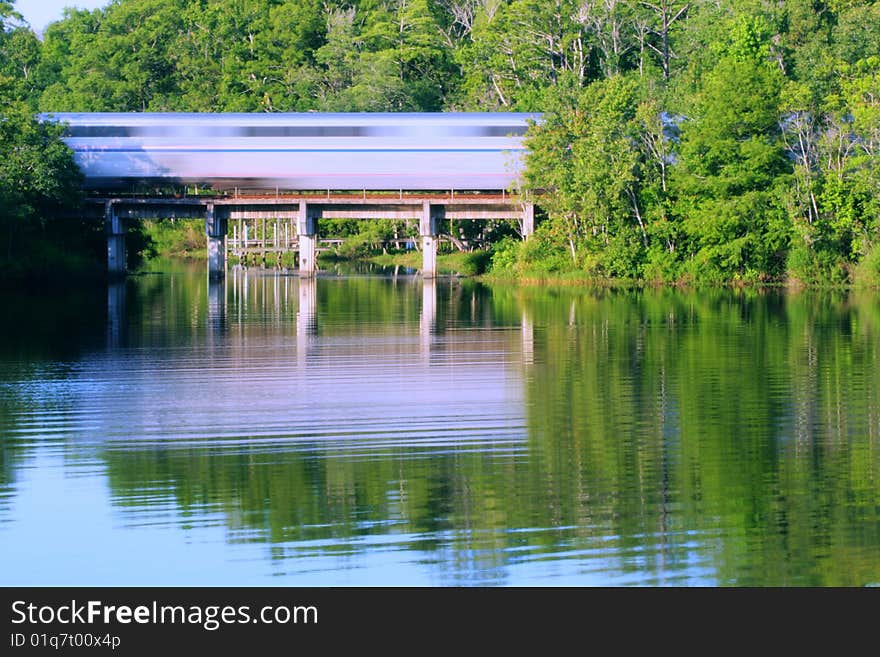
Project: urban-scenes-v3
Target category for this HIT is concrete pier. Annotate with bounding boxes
[420,202,444,278]
[105,201,126,276]
[205,203,228,278]
[297,203,318,277]
[421,234,437,278]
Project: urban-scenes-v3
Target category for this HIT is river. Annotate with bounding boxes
[1,261,878,586]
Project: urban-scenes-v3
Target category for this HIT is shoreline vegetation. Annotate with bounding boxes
[136,231,872,294]
[132,217,876,290]
[1,0,879,290]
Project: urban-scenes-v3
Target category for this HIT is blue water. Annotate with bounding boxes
[1,266,878,586]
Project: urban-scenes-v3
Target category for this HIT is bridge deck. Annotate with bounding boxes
[89,193,531,221]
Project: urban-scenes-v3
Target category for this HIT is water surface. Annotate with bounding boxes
[1,263,879,586]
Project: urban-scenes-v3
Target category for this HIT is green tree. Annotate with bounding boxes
[314,6,361,108]
[635,0,690,80]
[0,3,91,276]
[319,0,453,111]
[672,23,791,282]
[523,75,648,276]
[635,92,679,280]
[0,102,84,266]
[455,0,600,110]
[38,1,185,111]
[844,56,880,285]
[0,7,41,108]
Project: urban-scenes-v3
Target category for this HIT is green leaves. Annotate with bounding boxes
[0,0,877,284]
[0,102,84,263]
[522,74,650,275]
[672,54,790,280]
[33,0,459,113]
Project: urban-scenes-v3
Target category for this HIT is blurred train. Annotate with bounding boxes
[39,112,541,191]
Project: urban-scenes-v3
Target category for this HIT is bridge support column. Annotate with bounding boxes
[105,201,126,276]
[522,202,535,239]
[206,204,228,279]
[420,202,444,278]
[297,203,318,277]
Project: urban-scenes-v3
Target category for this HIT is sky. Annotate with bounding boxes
[15,0,109,33]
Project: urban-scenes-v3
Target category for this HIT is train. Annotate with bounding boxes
[39,112,541,192]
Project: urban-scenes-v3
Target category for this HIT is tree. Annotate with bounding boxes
[0,2,84,272]
[636,0,689,80]
[842,57,880,267]
[0,4,40,108]
[314,5,362,108]
[635,92,679,278]
[38,1,186,111]
[672,32,791,281]
[0,0,19,24]
[523,74,648,275]
[0,102,84,262]
[455,0,601,110]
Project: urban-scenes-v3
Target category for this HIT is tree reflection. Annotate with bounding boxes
[2,272,879,585]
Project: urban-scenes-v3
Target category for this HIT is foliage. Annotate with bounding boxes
[0,101,84,275]
[672,53,790,282]
[853,243,880,289]
[141,219,206,259]
[0,0,878,284]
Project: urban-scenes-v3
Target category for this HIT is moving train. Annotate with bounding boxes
[39,112,541,191]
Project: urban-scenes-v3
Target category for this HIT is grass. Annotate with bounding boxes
[853,244,880,289]
[142,219,206,259]
[479,268,641,287]
[368,250,492,276]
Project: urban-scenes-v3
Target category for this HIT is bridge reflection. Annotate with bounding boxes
[107,271,535,365]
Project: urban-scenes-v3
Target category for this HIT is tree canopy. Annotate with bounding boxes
[0,0,878,284]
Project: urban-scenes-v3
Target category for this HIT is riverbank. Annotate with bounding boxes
[0,252,106,287]
[0,217,107,286]
[368,250,492,276]
[126,222,880,290]
[141,219,206,259]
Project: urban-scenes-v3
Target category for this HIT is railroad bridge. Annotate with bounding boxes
[46,112,541,278]
[98,192,535,278]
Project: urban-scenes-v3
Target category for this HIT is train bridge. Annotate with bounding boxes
[46,112,540,277]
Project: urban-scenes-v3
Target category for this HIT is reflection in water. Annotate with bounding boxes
[107,280,127,348]
[521,311,533,367]
[207,276,226,340]
[420,277,436,357]
[0,269,879,586]
[296,274,317,370]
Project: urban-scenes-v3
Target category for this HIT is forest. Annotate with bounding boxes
[0,0,878,285]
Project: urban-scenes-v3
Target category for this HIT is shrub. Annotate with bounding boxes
[854,244,880,289]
